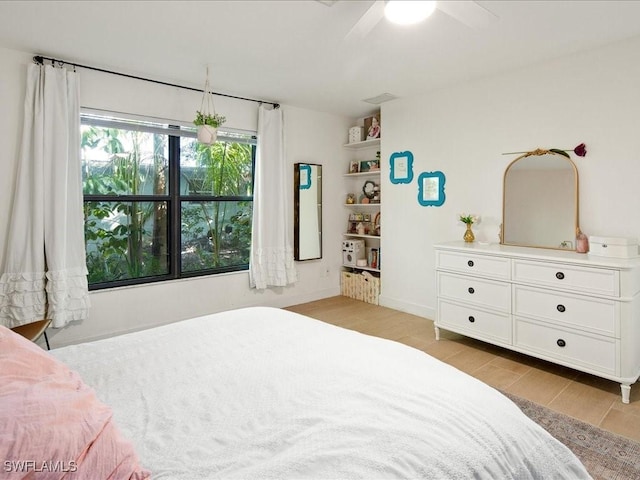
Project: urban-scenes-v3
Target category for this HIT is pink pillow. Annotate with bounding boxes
[0,325,150,479]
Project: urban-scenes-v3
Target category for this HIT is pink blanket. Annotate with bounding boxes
[0,325,150,479]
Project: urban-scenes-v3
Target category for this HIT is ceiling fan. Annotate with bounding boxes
[320,1,499,41]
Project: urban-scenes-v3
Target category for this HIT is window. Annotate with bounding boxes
[81,112,255,290]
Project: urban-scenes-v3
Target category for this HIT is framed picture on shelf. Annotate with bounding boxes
[347,221,358,234]
[349,160,359,174]
[364,114,381,140]
[359,160,380,173]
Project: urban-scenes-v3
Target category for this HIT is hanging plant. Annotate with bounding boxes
[195,67,226,145]
[194,110,226,128]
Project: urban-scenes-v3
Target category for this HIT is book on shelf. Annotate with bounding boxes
[368,247,380,270]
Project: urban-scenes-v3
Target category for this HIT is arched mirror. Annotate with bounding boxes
[502,149,579,250]
[294,163,322,260]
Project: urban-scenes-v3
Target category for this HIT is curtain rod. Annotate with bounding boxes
[33,55,280,109]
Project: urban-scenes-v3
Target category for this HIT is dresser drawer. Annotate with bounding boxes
[514,318,618,375]
[513,286,618,337]
[436,251,510,280]
[512,260,619,297]
[437,272,510,313]
[438,300,512,344]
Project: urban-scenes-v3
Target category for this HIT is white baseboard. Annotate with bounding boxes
[243,287,342,310]
[378,294,435,321]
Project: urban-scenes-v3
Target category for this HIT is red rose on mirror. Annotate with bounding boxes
[574,143,587,157]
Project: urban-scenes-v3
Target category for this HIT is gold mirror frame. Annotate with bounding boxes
[500,149,580,250]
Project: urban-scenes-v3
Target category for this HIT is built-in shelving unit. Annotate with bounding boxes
[342,138,381,274]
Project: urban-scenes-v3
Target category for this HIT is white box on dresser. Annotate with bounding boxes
[434,241,640,403]
[589,236,639,259]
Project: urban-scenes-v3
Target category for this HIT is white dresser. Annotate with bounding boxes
[434,241,640,403]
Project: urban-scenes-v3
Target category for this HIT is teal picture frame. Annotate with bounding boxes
[299,164,312,190]
[389,151,414,184]
[418,171,446,207]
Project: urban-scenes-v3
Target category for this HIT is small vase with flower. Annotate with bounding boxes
[459,213,479,243]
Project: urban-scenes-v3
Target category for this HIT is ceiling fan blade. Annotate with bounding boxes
[437,1,498,29]
[345,0,385,41]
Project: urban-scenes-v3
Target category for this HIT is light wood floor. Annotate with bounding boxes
[285,295,640,442]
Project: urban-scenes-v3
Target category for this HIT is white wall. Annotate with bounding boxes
[6,34,640,346]
[379,35,640,319]
[0,46,351,346]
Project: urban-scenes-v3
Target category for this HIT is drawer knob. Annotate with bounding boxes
[468,316,475,323]
[556,272,565,280]
[557,339,566,348]
[467,260,474,267]
[557,304,566,313]
[468,287,475,294]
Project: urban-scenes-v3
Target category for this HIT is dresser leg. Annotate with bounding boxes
[621,384,631,404]
[434,325,440,341]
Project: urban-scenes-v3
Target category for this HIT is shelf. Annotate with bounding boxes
[344,171,381,178]
[343,233,381,239]
[344,203,380,207]
[343,138,381,150]
[342,265,380,274]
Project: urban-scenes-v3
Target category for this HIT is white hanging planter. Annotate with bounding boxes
[194,67,226,145]
[197,125,218,145]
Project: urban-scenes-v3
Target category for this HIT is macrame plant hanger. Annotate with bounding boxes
[196,66,219,145]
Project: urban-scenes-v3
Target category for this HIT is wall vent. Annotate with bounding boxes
[363,93,399,105]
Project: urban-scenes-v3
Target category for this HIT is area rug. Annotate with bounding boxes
[503,392,640,480]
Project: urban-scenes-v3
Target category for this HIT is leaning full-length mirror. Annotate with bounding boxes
[294,163,322,260]
[502,150,579,250]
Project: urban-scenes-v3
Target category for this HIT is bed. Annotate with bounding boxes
[2,306,591,479]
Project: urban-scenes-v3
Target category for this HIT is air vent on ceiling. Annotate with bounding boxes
[362,93,399,105]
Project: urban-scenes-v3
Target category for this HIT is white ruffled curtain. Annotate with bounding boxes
[0,63,90,329]
[249,104,297,289]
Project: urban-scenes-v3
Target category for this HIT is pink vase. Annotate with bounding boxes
[576,231,589,254]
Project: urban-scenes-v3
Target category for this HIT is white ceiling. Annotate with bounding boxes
[2,1,640,118]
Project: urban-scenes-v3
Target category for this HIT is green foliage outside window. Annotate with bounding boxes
[81,115,254,288]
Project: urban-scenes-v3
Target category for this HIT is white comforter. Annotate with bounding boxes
[52,307,591,479]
